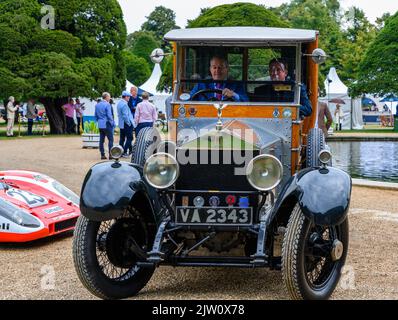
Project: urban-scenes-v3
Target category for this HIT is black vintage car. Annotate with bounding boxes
[73,27,351,300]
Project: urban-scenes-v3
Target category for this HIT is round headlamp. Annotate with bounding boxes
[318,149,332,165]
[144,153,179,189]
[110,145,124,160]
[246,155,283,191]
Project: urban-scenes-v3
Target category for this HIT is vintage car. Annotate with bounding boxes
[73,27,351,300]
[0,170,80,242]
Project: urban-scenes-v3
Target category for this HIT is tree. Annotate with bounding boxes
[123,51,151,86]
[0,0,127,133]
[130,31,160,65]
[351,12,398,97]
[157,55,173,93]
[276,0,345,91]
[46,0,126,57]
[0,67,29,103]
[338,7,377,89]
[168,3,289,92]
[187,3,289,28]
[141,6,179,45]
[375,13,391,31]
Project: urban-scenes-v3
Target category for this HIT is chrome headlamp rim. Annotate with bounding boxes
[143,152,180,189]
[318,149,332,165]
[110,145,124,160]
[246,154,283,191]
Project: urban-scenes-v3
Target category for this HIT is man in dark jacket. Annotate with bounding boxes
[128,86,142,117]
[127,86,142,152]
[190,55,248,102]
[254,58,312,117]
[95,92,114,160]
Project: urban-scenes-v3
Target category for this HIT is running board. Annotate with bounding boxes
[137,256,282,269]
[138,256,273,268]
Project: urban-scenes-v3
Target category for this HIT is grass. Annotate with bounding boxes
[0,122,51,138]
[339,129,396,133]
[0,133,75,140]
[338,124,397,133]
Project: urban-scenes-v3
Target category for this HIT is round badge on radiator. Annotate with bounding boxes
[193,196,205,207]
[188,107,197,116]
[178,106,186,117]
[209,196,220,207]
[226,195,236,206]
[283,108,292,118]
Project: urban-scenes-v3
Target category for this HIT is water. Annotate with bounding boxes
[328,141,398,183]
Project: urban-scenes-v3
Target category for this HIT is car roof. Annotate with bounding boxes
[164,27,318,44]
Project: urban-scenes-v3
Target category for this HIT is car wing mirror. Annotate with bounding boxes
[150,48,174,64]
[303,48,328,64]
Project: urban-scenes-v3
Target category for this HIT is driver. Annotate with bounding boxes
[190,55,248,102]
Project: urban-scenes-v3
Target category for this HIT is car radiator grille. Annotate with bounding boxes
[176,149,259,191]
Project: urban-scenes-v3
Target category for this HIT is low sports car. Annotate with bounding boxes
[0,170,80,242]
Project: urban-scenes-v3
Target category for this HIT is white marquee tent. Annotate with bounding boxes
[319,67,363,130]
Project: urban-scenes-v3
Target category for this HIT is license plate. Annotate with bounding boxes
[175,207,252,225]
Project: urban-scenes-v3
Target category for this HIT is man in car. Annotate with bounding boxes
[190,55,248,102]
[255,58,312,117]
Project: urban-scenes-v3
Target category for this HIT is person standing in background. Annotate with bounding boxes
[134,92,157,137]
[26,99,38,136]
[95,92,115,160]
[6,96,19,137]
[128,86,142,117]
[318,102,333,137]
[128,86,142,152]
[75,98,85,135]
[62,98,76,134]
[334,104,344,131]
[117,91,134,157]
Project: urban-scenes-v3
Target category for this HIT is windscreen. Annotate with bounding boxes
[179,46,298,103]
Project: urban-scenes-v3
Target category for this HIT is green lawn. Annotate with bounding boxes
[336,124,396,133]
[0,121,50,137]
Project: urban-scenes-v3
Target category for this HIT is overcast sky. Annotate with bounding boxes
[118,0,398,34]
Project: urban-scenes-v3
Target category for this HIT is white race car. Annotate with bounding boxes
[0,170,80,242]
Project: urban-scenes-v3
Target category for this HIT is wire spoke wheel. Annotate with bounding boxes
[282,204,349,300]
[304,226,337,288]
[95,218,142,281]
[73,208,155,299]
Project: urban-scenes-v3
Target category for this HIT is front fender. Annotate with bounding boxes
[80,161,147,222]
[273,167,352,226]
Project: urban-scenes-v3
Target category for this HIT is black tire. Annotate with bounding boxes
[72,208,155,300]
[306,128,325,168]
[131,127,160,166]
[282,204,349,300]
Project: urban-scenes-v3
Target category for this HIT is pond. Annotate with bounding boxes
[328,141,398,183]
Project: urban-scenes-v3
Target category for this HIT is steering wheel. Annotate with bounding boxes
[190,88,234,101]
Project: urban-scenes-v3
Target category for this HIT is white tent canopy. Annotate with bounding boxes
[140,63,164,95]
[324,67,348,95]
[320,67,363,130]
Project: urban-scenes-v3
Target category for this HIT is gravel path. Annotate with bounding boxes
[0,136,397,300]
